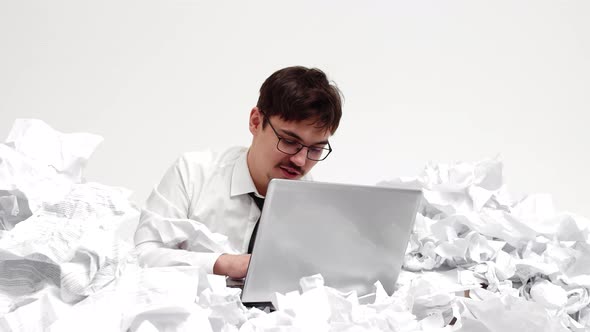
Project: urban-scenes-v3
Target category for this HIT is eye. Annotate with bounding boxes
[309,145,326,152]
[282,138,299,147]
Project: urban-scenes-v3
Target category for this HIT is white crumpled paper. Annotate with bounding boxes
[0,119,103,220]
[0,119,139,331]
[5,119,103,182]
[380,157,590,331]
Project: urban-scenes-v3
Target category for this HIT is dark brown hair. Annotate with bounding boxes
[256,66,343,134]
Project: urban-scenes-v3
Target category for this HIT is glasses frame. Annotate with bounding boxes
[259,110,332,161]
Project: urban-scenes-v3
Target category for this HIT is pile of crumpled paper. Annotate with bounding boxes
[0,119,139,330]
[383,158,590,331]
[1,119,588,331]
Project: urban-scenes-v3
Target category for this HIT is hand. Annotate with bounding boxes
[213,254,251,279]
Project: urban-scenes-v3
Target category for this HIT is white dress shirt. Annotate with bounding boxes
[134,146,311,274]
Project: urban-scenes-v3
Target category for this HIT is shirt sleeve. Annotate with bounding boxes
[134,153,222,274]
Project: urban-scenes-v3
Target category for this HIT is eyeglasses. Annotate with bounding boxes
[260,111,332,161]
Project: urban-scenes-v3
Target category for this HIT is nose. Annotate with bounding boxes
[290,148,307,167]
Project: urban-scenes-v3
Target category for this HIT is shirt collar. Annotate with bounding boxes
[230,150,259,197]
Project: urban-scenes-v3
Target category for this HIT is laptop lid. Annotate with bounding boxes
[241,179,422,304]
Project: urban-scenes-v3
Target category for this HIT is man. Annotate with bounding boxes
[134,66,342,279]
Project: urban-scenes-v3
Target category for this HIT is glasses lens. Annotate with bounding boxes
[277,139,302,154]
[277,139,331,161]
[308,147,330,161]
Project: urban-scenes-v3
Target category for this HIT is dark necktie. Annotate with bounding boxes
[247,193,265,254]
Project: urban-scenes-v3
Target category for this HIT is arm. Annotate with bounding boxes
[134,153,248,276]
[213,254,251,279]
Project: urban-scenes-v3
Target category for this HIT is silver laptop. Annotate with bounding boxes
[240,179,422,306]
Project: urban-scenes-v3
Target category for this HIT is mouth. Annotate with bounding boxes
[279,165,302,179]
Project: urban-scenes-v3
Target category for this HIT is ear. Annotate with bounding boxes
[249,107,263,135]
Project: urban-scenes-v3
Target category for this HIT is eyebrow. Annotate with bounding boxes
[279,129,330,146]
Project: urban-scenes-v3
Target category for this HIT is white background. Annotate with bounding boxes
[1,1,589,217]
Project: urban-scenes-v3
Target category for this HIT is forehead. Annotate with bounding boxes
[270,116,331,143]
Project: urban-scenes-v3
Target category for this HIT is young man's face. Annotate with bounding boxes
[247,107,331,196]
